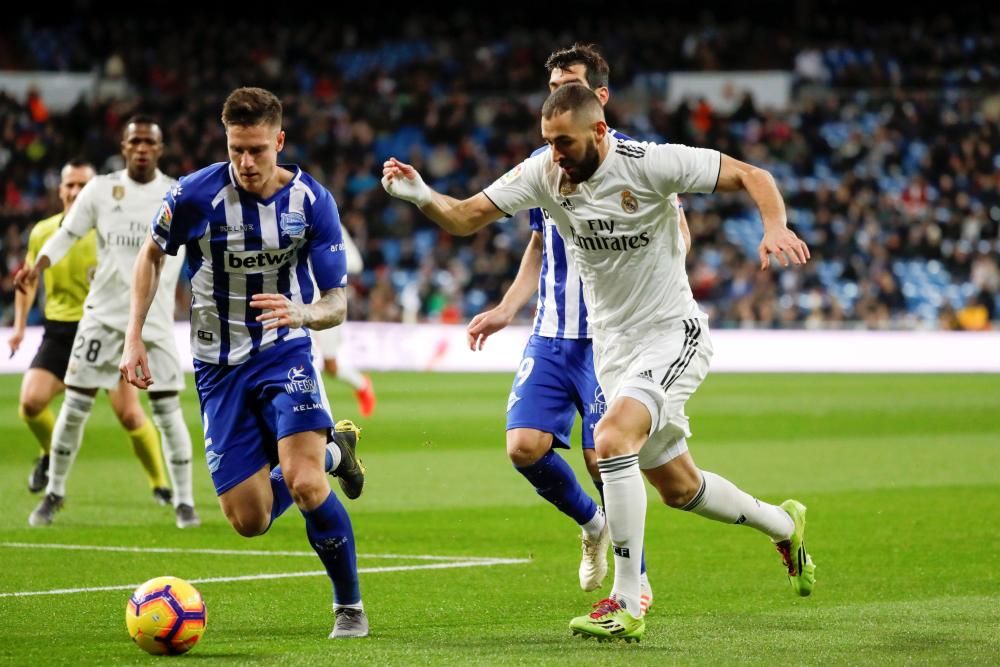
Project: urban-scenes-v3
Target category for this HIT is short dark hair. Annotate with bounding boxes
[542,83,604,121]
[64,158,93,171]
[545,43,610,89]
[123,114,159,137]
[222,87,283,127]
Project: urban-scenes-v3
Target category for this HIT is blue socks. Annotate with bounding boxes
[302,491,360,605]
[268,451,360,605]
[268,449,336,525]
[268,468,296,525]
[516,450,598,526]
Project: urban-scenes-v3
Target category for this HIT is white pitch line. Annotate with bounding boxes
[0,558,530,598]
[0,542,517,562]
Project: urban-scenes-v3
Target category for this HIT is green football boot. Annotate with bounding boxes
[569,597,645,643]
[775,499,816,597]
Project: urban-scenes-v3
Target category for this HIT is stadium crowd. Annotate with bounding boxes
[1,8,997,329]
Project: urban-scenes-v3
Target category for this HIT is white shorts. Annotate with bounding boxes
[312,325,343,358]
[64,315,185,392]
[593,317,713,470]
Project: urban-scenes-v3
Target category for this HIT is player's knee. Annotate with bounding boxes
[230,517,269,538]
[657,470,703,509]
[224,508,270,537]
[115,409,146,431]
[593,419,642,460]
[283,469,329,509]
[323,359,338,375]
[506,429,550,467]
[19,397,47,419]
[661,484,701,509]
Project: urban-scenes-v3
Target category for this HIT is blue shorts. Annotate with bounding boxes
[505,335,604,449]
[194,337,333,496]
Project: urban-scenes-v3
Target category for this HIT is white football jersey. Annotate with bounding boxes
[485,136,720,334]
[62,169,184,339]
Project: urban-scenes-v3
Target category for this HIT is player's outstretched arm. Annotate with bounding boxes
[714,154,810,270]
[467,230,543,351]
[381,157,506,236]
[249,287,346,332]
[120,236,166,389]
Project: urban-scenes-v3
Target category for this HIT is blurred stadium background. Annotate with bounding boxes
[1,1,997,335]
[2,3,999,664]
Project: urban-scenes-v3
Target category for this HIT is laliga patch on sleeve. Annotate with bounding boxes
[156,201,173,229]
[500,163,523,185]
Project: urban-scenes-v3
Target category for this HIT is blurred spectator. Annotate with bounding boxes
[0,8,997,329]
[956,293,992,331]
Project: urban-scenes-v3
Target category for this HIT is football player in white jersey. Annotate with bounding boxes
[464,43,675,614]
[15,116,200,529]
[383,83,814,642]
[311,227,376,417]
[11,160,173,503]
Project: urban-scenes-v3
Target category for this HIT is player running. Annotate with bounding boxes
[383,83,815,643]
[465,44,677,613]
[120,87,369,639]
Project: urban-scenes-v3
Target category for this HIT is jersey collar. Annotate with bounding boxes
[123,169,164,187]
[227,163,302,203]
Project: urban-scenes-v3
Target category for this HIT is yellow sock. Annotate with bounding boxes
[128,420,169,489]
[20,406,55,456]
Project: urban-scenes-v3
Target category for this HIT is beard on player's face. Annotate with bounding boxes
[560,137,600,184]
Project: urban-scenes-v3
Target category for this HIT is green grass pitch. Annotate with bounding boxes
[1,372,998,665]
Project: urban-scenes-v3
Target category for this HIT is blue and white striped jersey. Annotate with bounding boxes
[151,162,347,366]
[527,128,630,340]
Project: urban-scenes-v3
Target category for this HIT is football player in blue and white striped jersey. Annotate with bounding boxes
[121,87,369,639]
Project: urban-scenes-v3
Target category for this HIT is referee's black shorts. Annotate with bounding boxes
[29,319,79,380]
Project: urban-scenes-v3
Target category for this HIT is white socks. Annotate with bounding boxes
[336,363,366,391]
[598,454,645,619]
[151,396,194,508]
[683,470,794,541]
[46,389,94,496]
[327,436,343,473]
[581,506,606,540]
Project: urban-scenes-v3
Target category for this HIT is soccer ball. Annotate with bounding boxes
[125,576,207,655]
